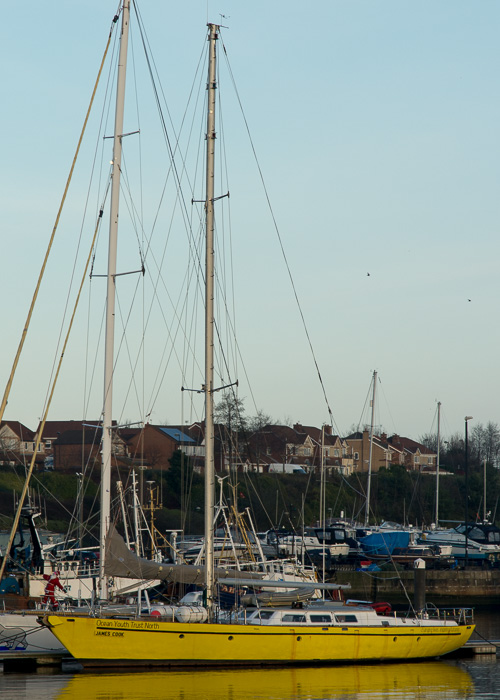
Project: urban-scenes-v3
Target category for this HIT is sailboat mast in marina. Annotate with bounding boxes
[100,0,131,601]
[364,370,377,527]
[203,22,218,621]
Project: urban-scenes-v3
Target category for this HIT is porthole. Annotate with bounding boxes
[228,636,233,641]
[297,636,302,641]
[179,634,184,639]
[393,637,397,642]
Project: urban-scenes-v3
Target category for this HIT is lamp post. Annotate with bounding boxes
[464,416,473,568]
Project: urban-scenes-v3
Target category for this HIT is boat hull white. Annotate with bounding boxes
[0,611,66,656]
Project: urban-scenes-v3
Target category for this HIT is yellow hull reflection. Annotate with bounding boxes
[57,661,473,699]
[45,614,474,666]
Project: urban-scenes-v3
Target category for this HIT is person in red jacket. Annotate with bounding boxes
[42,570,65,609]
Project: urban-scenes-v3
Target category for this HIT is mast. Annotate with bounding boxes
[483,457,487,523]
[100,1,131,599]
[320,425,326,588]
[435,401,441,525]
[204,23,219,620]
[364,370,377,527]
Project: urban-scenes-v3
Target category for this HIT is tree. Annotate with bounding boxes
[419,432,438,452]
[247,410,273,433]
[472,421,500,468]
[214,393,246,433]
[441,432,464,473]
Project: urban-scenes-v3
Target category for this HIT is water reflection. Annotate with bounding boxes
[56,661,473,699]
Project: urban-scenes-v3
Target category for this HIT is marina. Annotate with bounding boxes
[0,0,498,691]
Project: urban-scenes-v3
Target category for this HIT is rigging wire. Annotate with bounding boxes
[0,11,123,580]
[218,31,337,433]
[0,9,121,428]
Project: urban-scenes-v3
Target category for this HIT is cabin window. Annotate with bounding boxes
[282,614,306,623]
[310,614,331,623]
[335,614,358,623]
[258,611,274,620]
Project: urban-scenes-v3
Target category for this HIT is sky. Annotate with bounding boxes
[1,1,499,441]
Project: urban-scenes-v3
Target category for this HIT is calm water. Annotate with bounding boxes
[0,609,498,700]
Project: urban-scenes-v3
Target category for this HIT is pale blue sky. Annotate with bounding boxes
[1,2,499,440]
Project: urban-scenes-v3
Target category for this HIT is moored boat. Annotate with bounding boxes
[43,599,474,666]
[39,8,475,667]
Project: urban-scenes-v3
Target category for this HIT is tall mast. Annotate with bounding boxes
[364,370,377,527]
[204,23,219,620]
[483,458,487,523]
[435,401,441,525]
[100,0,131,598]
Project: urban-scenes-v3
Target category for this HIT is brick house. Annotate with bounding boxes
[53,425,127,470]
[121,424,198,471]
[244,424,313,472]
[37,420,106,456]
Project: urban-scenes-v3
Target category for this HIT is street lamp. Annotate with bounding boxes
[464,416,473,567]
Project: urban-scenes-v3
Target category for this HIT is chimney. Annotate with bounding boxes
[323,424,332,435]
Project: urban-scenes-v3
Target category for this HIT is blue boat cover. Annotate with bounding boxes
[359,531,410,556]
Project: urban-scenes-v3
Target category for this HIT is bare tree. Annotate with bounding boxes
[247,410,273,433]
[471,421,500,468]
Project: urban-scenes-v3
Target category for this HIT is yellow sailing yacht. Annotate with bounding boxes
[42,6,474,667]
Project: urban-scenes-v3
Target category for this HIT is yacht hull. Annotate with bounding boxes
[43,614,474,667]
[0,611,66,655]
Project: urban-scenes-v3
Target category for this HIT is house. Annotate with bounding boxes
[345,430,399,473]
[293,424,354,475]
[244,424,312,472]
[37,420,107,455]
[121,424,199,471]
[53,425,127,470]
[386,434,437,471]
[0,421,44,466]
